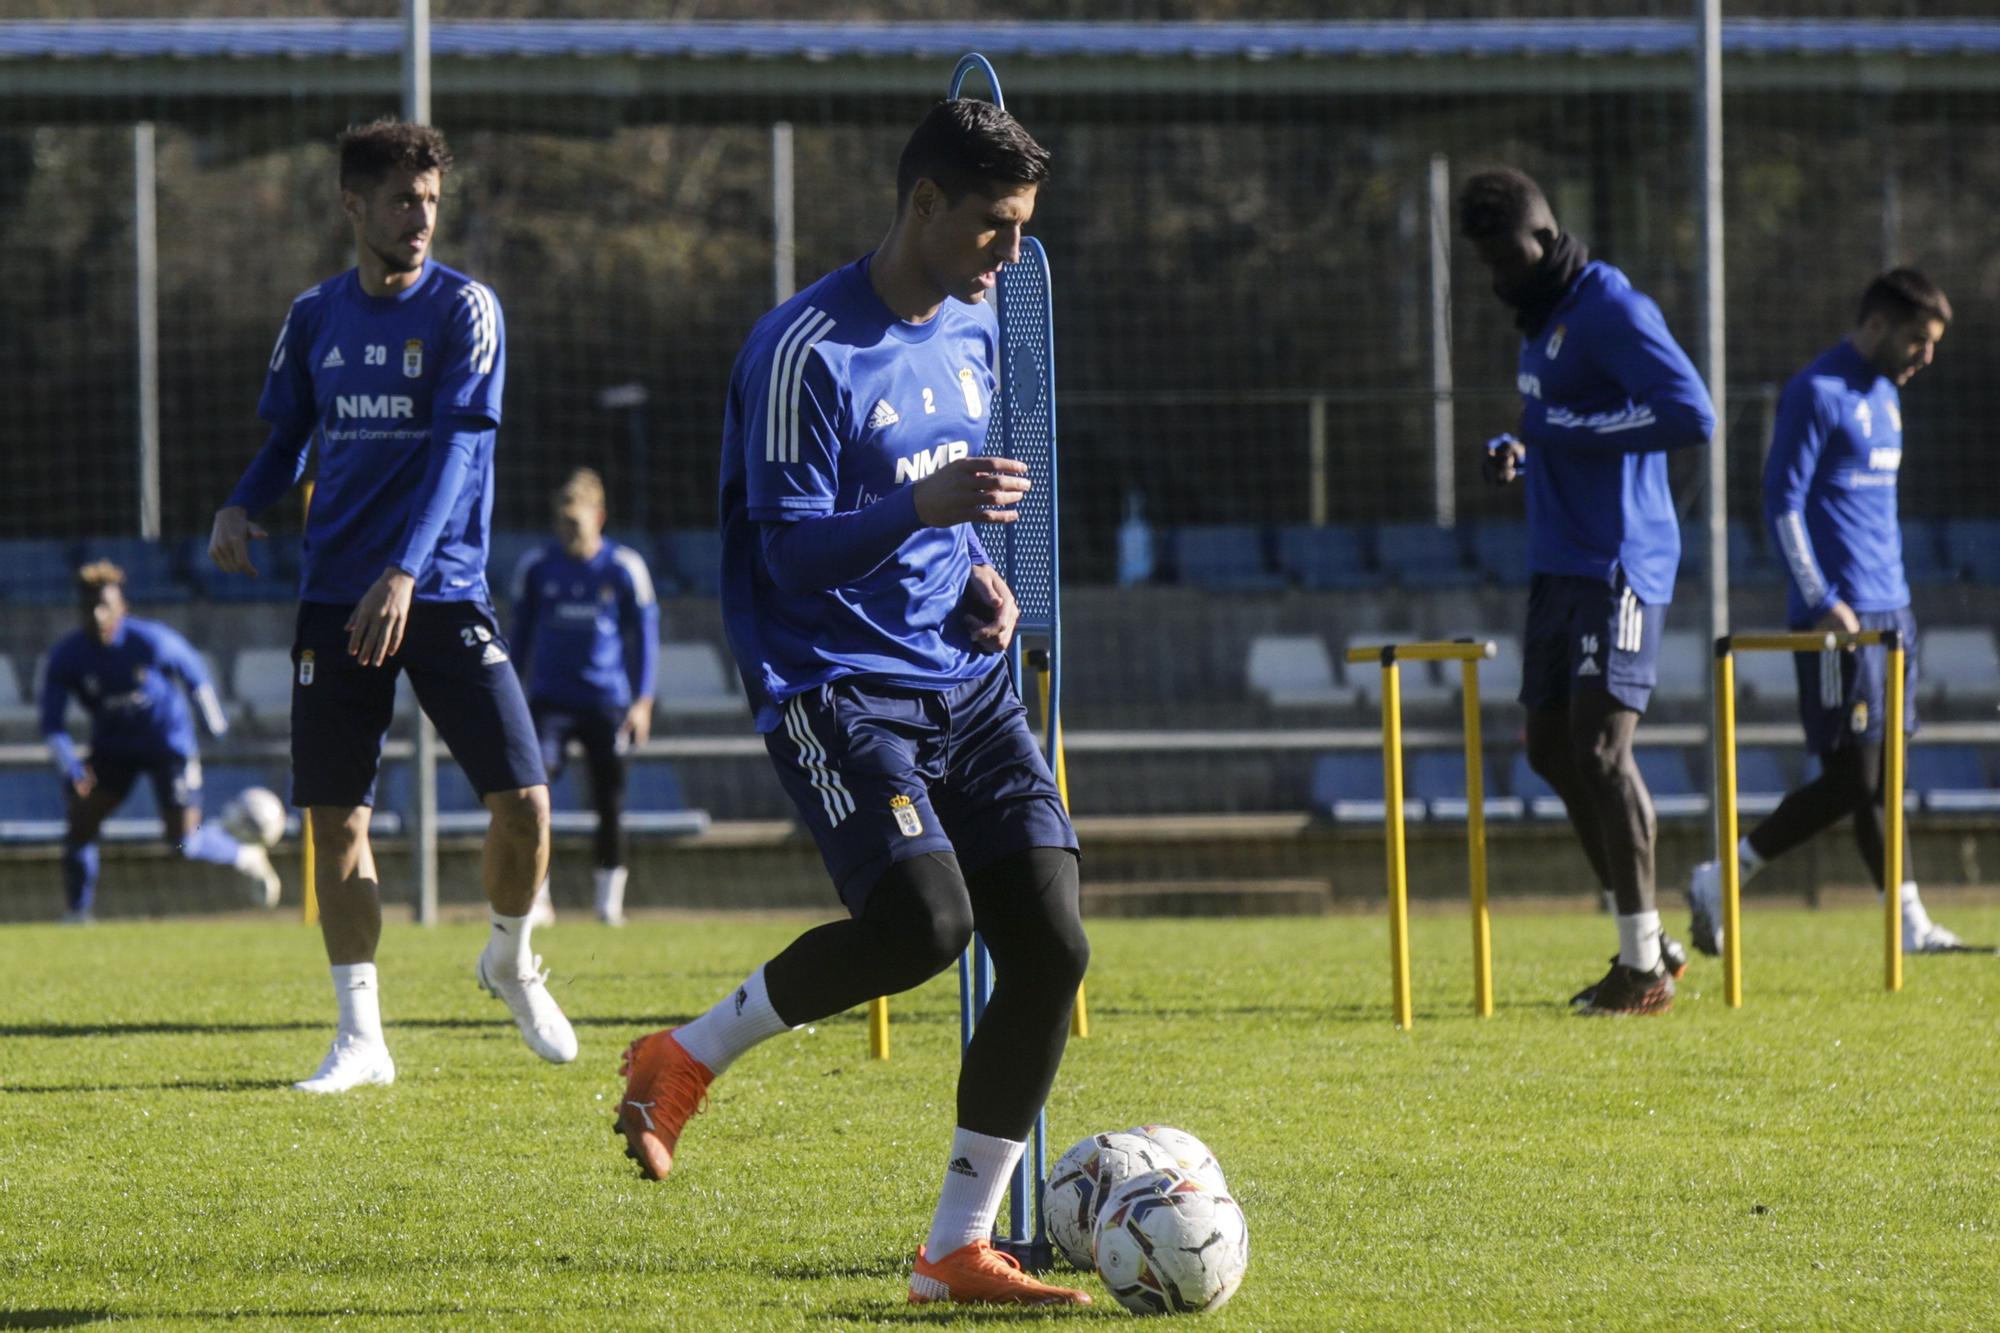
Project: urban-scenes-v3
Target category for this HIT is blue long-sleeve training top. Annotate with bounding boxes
[41,618,228,781]
[1513,261,1716,604]
[509,539,661,712]
[1762,339,1911,623]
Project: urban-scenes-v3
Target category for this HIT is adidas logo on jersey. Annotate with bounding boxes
[868,399,901,428]
[321,346,345,368]
[480,643,509,667]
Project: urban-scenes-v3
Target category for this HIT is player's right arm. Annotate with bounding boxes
[747,346,1029,597]
[212,294,320,575]
[37,649,89,796]
[1762,376,1851,628]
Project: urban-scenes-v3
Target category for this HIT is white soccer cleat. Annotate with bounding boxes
[527,882,557,929]
[1905,917,1964,953]
[293,1036,396,1094]
[477,951,579,1064]
[236,843,283,909]
[1687,859,1723,958]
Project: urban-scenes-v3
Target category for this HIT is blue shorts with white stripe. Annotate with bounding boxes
[1790,606,1919,754]
[1520,572,1665,714]
[763,662,1077,913]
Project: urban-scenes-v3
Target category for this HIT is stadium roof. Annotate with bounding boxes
[1,19,1995,120]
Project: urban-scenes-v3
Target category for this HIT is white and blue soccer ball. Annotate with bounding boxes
[1044,1130,1169,1270]
[1127,1124,1228,1196]
[222,786,286,848]
[1093,1167,1249,1316]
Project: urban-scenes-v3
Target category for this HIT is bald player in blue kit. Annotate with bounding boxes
[611,99,1093,1307]
[209,118,574,1093]
[1463,167,1716,1016]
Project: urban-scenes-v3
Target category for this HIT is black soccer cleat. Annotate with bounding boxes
[1570,934,1686,1008]
[1573,958,1675,1016]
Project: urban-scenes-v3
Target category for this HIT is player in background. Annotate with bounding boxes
[1463,167,1716,1015]
[509,467,659,927]
[1688,269,1962,954]
[208,119,575,1093]
[612,100,1092,1307]
[41,560,282,923]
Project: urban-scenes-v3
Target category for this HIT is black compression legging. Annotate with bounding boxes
[763,847,1089,1141]
[1747,739,1908,890]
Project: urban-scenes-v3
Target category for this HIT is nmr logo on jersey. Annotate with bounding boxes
[335,394,416,419]
[893,440,970,485]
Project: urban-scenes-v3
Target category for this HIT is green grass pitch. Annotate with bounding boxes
[3,906,1998,1329]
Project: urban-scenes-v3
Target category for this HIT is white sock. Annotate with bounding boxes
[331,962,384,1046]
[924,1127,1025,1258]
[1896,881,1933,933]
[672,964,790,1076]
[1738,836,1765,883]
[484,908,535,977]
[232,843,263,872]
[1616,910,1664,972]
[594,866,628,917]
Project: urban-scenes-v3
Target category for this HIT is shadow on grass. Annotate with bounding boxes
[0,1022,323,1038]
[810,1307,1093,1325]
[0,1309,521,1326]
[0,1313,111,1330]
[3,1077,294,1095]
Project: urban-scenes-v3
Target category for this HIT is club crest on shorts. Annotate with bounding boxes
[1851,700,1869,733]
[889,793,924,837]
[403,339,423,378]
[297,651,315,686]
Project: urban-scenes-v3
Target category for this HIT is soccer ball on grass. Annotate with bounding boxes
[1044,1130,1169,1270]
[1093,1167,1249,1316]
[1126,1124,1227,1195]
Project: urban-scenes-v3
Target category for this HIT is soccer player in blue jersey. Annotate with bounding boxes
[1688,269,1962,955]
[613,100,1092,1307]
[509,468,659,927]
[1462,168,1716,1015]
[208,119,575,1093]
[41,561,281,923]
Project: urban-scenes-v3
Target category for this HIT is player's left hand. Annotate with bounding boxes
[622,697,654,748]
[960,563,1018,655]
[347,567,417,667]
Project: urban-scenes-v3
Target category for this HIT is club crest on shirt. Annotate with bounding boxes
[1851,700,1869,733]
[298,651,315,686]
[889,793,924,837]
[958,367,984,419]
[1546,324,1567,359]
[403,339,424,378]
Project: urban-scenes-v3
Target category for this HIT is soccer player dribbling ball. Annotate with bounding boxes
[209,119,576,1093]
[613,100,1093,1307]
[509,468,660,927]
[42,560,282,922]
[1687,269,1962,956]
[1462,167,1716,1015]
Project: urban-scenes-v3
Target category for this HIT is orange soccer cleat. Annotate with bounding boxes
[908,1240,1093,1307]
[612,1028,714,1180]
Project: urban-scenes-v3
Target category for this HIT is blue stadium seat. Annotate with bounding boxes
[1907,745,2000,814]
[1728,521,1779,582]
[623,759,709,835]
[1635,748,1707,818]
[1900,519,1956,585]
[1309,752,1424,823]
[1506,751,1568,820]
[1406,750,1523,822]
[1468,522,1529,586]
[1376,522,1478,588]
[200,762,284,814]
[0,767,67,841]
[1274,524,1380,590]
[661,528,721,598]
[1943,518,2000,584]
[0,539,82,605]
[1734,747,1791,817]
[82,537,191,604]
[1168,525,1284,592]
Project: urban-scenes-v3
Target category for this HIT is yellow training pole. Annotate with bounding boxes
[868,996,890,1060]
[1713,644,1741,1008]
[1461,659,1492,1018]
[1884,635,1906,993]
[1381,657,1413,1030]
[302,813,318,926]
